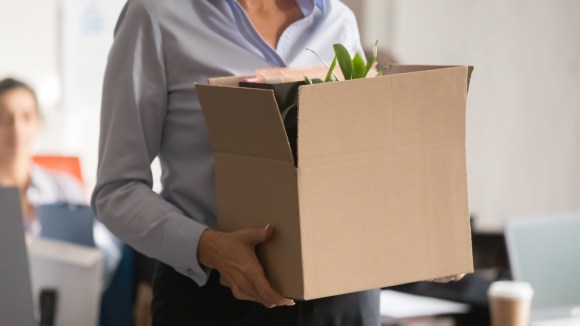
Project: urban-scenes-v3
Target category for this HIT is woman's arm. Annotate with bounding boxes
[91,0,210,286]
[92,3,295,307]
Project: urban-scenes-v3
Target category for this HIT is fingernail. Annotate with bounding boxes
[265,224,271,231]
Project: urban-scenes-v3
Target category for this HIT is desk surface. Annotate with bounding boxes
[380,290,469,319]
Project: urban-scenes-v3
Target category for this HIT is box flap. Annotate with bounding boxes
[389,65,474,91]
[388,64,455,74]
[297,66,471,164]
[212,154,304,298]
[196,84,293,162]
[467,66,474,92]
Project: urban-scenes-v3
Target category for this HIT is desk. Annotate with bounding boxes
[385,229,509,326]
[388,271,497,325]
[382,316,455,326]
[380,290,469,326]
[392,225,580,325]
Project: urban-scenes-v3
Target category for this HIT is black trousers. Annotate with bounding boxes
[152,263,380,326]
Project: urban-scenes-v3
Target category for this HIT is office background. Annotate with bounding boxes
[1,0,579,232]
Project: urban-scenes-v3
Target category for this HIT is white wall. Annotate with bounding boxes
[1,0,96,189]
[387,0,580,230]
[0,0,60,108]
[342,0,393,48]
[0,0,145,194]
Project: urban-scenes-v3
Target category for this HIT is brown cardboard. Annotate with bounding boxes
[196,65,474,300]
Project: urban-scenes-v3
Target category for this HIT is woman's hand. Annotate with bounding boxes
[429,274,466,283]
[198,225,295,308]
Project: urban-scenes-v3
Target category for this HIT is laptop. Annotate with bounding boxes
[505,213,580,325]
[0,187,36,326]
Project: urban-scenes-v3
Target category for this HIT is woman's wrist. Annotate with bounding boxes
[197,228,222,269]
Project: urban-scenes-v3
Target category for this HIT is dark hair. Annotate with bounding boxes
[0,78,40,113]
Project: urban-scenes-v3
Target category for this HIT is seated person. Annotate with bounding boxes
[0,77,120,287]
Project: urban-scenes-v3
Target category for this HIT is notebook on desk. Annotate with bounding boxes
[505,213,580,325]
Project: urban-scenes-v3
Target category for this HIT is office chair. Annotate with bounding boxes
[32,155,84,185]
[33,154,135,326]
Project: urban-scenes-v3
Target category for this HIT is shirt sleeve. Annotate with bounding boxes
[91,0,210,286]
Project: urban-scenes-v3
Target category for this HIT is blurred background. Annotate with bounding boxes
[2,0,578,231]
[1,1,579,325]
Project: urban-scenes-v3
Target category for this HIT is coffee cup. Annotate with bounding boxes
[488,281,534,326]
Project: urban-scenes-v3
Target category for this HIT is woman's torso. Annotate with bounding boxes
[146,0,361,226]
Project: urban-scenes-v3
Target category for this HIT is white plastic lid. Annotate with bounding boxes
[488,281,534,300]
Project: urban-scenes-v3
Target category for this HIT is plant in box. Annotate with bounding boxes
[240,42,389,166]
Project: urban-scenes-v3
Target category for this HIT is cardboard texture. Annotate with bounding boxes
[196,65,474,300]
[238,81,304,165]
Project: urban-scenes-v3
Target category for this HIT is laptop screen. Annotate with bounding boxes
[0,187,36,326]
[506,214,580,309]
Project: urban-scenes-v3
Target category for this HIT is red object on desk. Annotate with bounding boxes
[32,155,84,186]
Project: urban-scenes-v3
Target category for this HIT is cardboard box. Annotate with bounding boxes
[196,65,474,300]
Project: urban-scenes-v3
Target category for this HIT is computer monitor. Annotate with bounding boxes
[505,213,580,310]
[0,187,36,326]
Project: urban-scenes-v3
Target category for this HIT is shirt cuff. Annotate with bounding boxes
[161,211,211,286]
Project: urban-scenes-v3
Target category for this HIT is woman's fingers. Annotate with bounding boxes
[223,268,294,308]
[209,225,295,308]
[250,268,295,307]
[430,274,466,283]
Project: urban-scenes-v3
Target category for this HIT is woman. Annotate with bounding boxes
[0,78,85,227]
[93,1,463,325]
[0,77,120,287]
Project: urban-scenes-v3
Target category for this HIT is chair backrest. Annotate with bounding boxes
[38,204,96,247]
[32,155,83,185]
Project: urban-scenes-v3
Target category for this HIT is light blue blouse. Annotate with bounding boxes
[92,0,363,286]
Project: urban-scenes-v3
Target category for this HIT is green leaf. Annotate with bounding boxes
[305,48,339,81]
[385,64,392,75]
[376,66,385,77]
[304,76,324,85]
[333,44,353,80]
[325,56,337,82]
[281,103,296,121]
[376,64,391,77]
[352,53,366,79]
[364,40,379,77]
